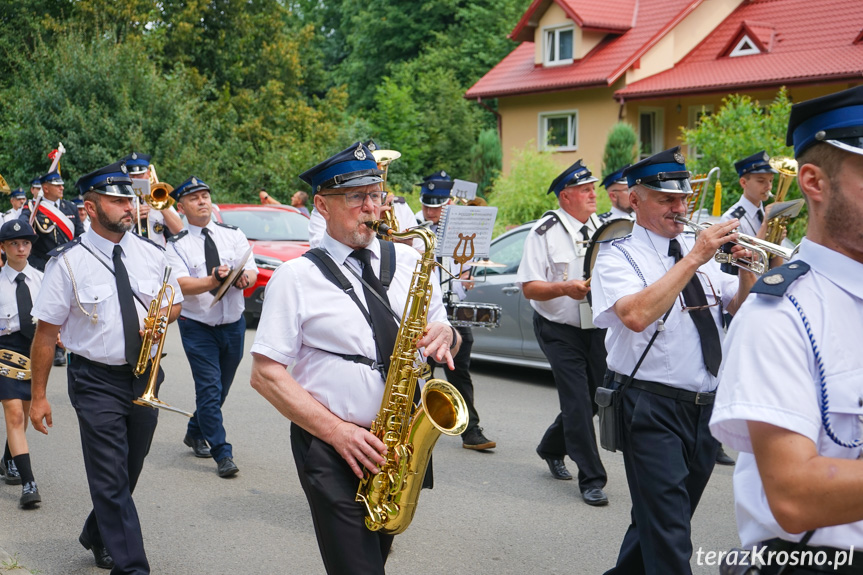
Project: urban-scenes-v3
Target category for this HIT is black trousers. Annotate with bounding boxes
[604,385,719,575]
[533,313,608,491]
[429,325,480,434]
[291,423,393,575]
[68,355,160,575]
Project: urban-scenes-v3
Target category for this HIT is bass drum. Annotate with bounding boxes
[583,218,634,286]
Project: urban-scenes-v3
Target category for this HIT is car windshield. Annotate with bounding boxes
[219,209,310,241]
[480,228,529,275]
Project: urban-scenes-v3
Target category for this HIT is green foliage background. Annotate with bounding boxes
[601,123,639,179]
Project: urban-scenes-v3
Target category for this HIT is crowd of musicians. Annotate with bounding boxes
[0,85,861,575]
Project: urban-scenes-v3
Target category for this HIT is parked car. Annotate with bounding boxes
[211,204,310,322]
[460,222,551,370]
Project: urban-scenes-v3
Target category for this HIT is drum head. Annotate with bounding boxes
[583,218,634,281]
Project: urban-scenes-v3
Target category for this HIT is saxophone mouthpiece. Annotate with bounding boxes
[366,220,392,237]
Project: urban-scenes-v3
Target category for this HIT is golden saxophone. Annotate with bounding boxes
[356,221,468,535]
[133,267,192,417]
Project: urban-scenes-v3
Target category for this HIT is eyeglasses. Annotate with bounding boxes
[323,191,385,208]
[679,271,719,312]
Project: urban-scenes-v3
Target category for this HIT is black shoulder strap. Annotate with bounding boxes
[303,248,372,326]
[379,238,395,289]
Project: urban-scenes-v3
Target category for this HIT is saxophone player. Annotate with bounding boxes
[250,142,459,575]
[29,161,183,574]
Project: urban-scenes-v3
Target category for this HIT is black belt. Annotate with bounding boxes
[70,353,134,374]
[612,372,715,405]
[760,538,863,575]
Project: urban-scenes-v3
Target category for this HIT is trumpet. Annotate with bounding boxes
[674,216,798,275]
[133,267,192,417]
[145,165,175,210]
[372,148,401,237]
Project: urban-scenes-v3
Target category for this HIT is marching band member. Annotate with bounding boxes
[166,175,257,477]
[711,85,863,575]
[29,161,183,573]
[597,166,634,223]
[250,142,458,575]
[517,159,609,505]
[720,150,777,237]
[592,147,756,574]
[121,152,184,247]
[3,188,28,223]
[0,221,42,508]
[72,197,91,232]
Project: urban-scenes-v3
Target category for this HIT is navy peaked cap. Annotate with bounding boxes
[30,179,41,188]
[170,175,210,200]
[547,160,598,196]
[600,165,630,189]
[10,188,26,198]
[0,220,37,243]
[623,147,692,194]
[418,170,453,206]
[735,151,777,177]
[75,162,135,197]
[787,85,863,158]
[299,142,384,194]
[120,152,151,174]
[40,171,64,186]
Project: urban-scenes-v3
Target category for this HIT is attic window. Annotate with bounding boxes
[730,34,761,57]
[544,26,574,66]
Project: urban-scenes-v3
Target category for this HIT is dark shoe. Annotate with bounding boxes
[217,457,239,478]
[537,451,572,480]
[462,427,496,450]
[1,457,21,485]
[184,434,211,458]
[79,532,114,570]
[716,444,736,466]
[20,481,41,508]
[53,347,66,366]
[582,487,609,507]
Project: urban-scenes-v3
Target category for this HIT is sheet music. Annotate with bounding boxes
[434,204,498,259]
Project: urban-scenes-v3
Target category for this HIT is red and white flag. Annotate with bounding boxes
[36,202,75,241]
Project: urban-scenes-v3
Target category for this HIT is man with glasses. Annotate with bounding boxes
[165,176,257,477]
[592,146,756,575]
[249,142,458,575]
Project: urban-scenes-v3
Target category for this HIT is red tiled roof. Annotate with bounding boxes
[617,0,863,100]
[467,0,703,99]
[510,0,637,42]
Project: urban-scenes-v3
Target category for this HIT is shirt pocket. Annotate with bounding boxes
[0,302,17,333]
[824,369,863,416]
[134,278,162,299]
[548,245,574,282]
[78,283,116,306]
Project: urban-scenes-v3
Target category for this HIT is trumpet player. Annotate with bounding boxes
[720,151,777,237]
[29,161,183,574]
[592,147,756,575]
[121,152,184,247]
[250,143,458,575]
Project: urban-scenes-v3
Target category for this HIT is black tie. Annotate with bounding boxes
[351,248,398,375]
[580,225,589,241]
[202,228,221,296]
[756,208,764,223]
[668,239,722,377]
[14,273,34,340]
[113,245,143,367]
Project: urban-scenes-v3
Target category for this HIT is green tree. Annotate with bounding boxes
[488,145,561,236]
[470,128,502,197]
[601,122,638,178]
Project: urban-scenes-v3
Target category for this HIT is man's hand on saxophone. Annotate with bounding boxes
[417,321,461,370]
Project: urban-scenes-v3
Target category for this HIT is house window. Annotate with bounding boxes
[730,35,760,57]
[539,111,578,151]
[638,108,664,160]
[544,26,574,65]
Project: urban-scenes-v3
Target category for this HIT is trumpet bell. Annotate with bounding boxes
[145,182,175,210]
[372,149,401,167]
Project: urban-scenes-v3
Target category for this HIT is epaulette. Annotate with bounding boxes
[730,205,746,219]
[534,213,559,236]
[47,237,82,257]
[393,196,407,204]
[750,261,810,296]
[216,222,238,230]
[597,211,612,222]
[131,233,166,251]
[167,230,189,243]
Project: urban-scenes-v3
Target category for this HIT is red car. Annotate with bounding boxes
[211,204,310,322]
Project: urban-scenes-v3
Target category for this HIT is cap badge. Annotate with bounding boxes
[762,152,770,162]
[132,153,138,160]
[354,144,366,161]
[674,151,685,164]
[428,183,435,190]
[762,274,785,285]
[191,177,198,186]
[441,171,447,178]
[12,223,20,231]
[367,142,377,151]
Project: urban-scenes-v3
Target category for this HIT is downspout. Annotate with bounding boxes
[475,97,503,141]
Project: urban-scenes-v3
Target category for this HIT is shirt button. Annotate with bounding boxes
[858,398,862,408]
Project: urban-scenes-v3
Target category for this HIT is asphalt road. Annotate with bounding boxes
[0,324,740,574]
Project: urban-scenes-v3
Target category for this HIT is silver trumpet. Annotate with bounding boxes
[674,216,798,275]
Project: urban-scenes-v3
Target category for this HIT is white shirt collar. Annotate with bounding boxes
[320,231,380,266]
[796,238,863,299]
[739,195,763,214]
[0,264,32,284]
[632,222,679,259]
[86,228,135,260]
[188,221,215,238]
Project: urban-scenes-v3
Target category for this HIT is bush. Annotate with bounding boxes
[601,123,638,179]
[470,128,502,197]
[488,145,563,236]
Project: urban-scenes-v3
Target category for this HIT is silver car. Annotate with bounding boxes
[460,222,551,370]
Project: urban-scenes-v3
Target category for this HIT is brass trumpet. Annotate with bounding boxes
[766,157,802,245]
[372,148,402,236]
[674,216,798,275]
[145,165,176,210]
[133,267,192,417]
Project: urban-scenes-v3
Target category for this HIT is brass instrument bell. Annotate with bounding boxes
[372,149,402,235]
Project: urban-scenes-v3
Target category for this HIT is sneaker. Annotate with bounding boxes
[462,427,496,450]
[20,481,41,508]
[1,458,22,485]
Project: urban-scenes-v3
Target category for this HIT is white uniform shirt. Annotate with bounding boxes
[166,222,257,326]
[591,223,737,391]
[0,264,42,336]
[250,231,451,428]
[516,210,600,327]
[144,207,179,249]
[598,206,635,223]
[3,207,23,224]
[710,239,863,549]
[720,195,763,236]
[81,217,91,232]
[32,229,183,365]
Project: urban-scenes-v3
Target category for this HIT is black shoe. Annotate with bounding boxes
[20,481,41,509]
[217,457,239,478]
[537,451,572,480]
[716,444,736,466]
[462,427,496,450]
[184,434,211,458]
[53,347,66,366]
[582,487,609,507]
[79,532,114,570]
[1,457,21,485]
